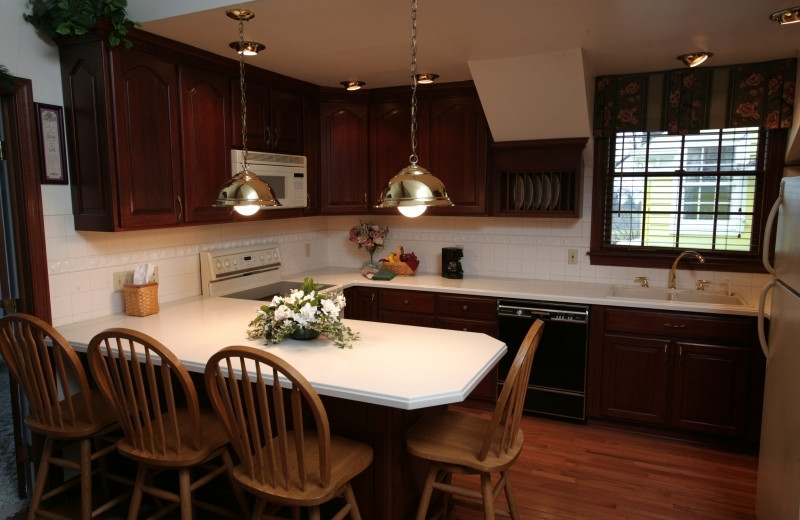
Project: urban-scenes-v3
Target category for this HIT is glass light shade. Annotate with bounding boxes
[375,163,454,213]
[215,169,282,212]
[233,205,260,216]
[398,205,427,218]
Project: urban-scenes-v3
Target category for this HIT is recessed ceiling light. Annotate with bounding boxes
[677,52,713,68]
[770,6,800,24]
[340,81,366,91]
[415,73,439,84]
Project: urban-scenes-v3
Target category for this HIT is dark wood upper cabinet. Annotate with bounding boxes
[319,101,369,214]
[427,94,488,215]
[232,81,304,155]
[57,23,317,230]
[179,65,234,224]
[369,99,429,212]
[114,50,184,228]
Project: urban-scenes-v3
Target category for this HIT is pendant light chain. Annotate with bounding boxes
[409,0,419,166]
[238,17,249,171]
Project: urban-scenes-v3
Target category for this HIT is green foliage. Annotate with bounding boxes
[0,64,14,91]
[23,0,141,48]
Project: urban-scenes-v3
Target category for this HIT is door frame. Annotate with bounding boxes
[2,75,54,500]
[1,76,51,319]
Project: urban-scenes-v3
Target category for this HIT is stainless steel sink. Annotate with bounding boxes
[606,285,747,306]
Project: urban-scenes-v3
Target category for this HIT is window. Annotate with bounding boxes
[590,128,785,271]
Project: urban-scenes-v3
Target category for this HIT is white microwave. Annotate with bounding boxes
[230,150,308,209]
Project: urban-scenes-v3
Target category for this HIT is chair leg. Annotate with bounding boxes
[178,468,192,520]
[309,506,321,520]
[27,437,55,520]
[127,466,147,520]
[501,470,520,520]
[480,473,496,520]
[79,438,92,520]
[415,464,439,520]
[342,483,361,520]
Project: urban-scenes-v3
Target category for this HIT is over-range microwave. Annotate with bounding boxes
[230,150,308,209]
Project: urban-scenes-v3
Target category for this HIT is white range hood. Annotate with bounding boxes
[469,48,592,142]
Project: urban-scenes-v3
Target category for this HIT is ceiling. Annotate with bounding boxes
[137,0,800,90]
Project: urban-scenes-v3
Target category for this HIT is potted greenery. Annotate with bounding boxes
[0,65,14,90]
[23,0,141,48]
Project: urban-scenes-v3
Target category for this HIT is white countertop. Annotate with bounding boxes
[286,268,764,317]
[58,295,506,410]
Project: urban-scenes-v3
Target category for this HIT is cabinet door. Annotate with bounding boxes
[270,89,304,154]
[344,286,380,321]
[115,50,182,228]
[600,333,670,425]
[232,81,270,151]
[428,95,487,215]
[320,102,369,214]
[671,342,750,437]
[180,66,233,223]
[369,100,428,211]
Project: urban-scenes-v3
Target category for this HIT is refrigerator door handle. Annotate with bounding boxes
[758,279,776,362]
[762,182,784,275]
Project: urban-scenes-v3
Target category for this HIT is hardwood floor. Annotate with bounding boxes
[7,407,759,520]
[441,407,758,520]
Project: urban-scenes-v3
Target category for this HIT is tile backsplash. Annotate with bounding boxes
[43,171,770,326]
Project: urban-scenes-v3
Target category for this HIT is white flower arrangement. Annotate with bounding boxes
[246,277,359,349]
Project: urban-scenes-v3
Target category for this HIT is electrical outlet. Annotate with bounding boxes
[113,271,133,292]
[567,249,578,265]
[305,243,311,258]
[113,267,158,292]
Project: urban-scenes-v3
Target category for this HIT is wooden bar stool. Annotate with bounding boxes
[0,313,130,520]
[205,345,374,520]
[406,320,544,520]
[87,328,248,520]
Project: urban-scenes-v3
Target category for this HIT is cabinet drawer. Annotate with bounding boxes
[437,294,496,321]
[603,308,754,343]
[381,289,436,313]
[436,317,497,336]
[381,309,436,328]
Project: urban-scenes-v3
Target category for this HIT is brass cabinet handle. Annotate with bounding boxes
[177,196,183,220]
[664,344,669,365]
[663,323,686,328]
[403,299,410,305]
[462,305,469,311]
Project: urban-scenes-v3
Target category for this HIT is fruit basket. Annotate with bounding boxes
[380,246,419,276]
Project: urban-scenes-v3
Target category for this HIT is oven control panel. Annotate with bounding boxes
[200,245,283,295]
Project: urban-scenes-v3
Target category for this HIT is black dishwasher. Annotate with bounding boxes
[497,299,589,422]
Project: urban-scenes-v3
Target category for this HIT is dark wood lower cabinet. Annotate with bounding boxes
[588,305,763,443]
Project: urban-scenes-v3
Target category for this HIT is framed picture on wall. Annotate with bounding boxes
[34,103,68,184]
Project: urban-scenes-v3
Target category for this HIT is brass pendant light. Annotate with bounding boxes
[215,9,281,216]
[375,0,453,218]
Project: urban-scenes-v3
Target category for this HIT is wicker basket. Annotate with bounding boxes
[381,260,419,276]
[123,283,159,316]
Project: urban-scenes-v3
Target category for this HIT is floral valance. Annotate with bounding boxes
[593,58,796,137]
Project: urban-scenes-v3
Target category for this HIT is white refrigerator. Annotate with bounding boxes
[756,175,800,520]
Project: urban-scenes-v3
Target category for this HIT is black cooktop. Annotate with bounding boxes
[222,281,334,302]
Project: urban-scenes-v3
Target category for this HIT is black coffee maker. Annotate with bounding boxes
[441,247,464,279]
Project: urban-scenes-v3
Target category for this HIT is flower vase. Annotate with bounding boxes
[362,249,379,270]
[291,328,320,340]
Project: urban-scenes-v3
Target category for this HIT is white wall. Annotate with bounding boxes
[2,0,770,327]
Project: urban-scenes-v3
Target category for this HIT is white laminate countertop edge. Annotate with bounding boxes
[287,268,765,317]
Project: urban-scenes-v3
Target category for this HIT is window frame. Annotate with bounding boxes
[588,128,786,272]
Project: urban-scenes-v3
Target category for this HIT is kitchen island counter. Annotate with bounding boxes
[58,294,506,410]
[58,295,506,520]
